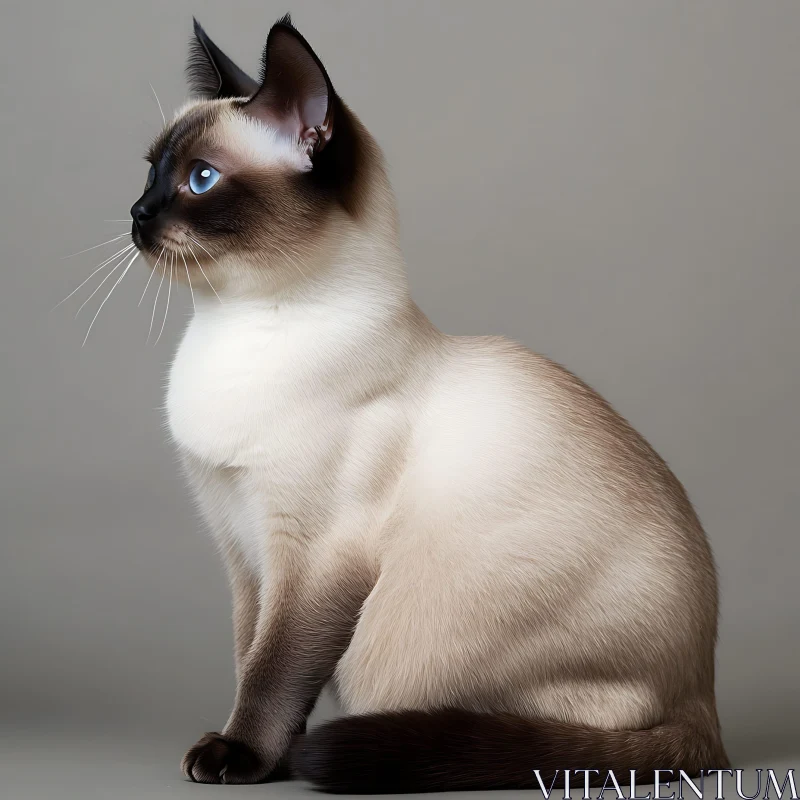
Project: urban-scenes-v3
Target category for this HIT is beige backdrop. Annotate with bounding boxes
[2,2,798,798]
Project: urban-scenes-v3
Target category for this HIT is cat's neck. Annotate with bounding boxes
[198,215,408,315]
[189,221,439,379]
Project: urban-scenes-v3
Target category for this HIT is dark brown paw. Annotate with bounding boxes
[181,732,272,784]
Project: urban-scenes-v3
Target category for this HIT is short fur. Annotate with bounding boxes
[127,15,729,793]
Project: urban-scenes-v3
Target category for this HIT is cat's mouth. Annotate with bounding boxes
[133,225,206,265]
[157,234,186,250]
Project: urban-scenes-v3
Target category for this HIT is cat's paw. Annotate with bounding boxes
[181,732,272,784]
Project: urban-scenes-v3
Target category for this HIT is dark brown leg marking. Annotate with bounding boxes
[181,562,373,784]
[224,546,260,679]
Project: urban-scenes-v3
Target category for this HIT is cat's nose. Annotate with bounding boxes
[130,200,159,229]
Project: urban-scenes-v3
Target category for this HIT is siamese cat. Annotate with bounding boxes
[128,15,729,793]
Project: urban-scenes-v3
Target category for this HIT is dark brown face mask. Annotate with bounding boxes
[128,12,383,300]
[129,15,378,261]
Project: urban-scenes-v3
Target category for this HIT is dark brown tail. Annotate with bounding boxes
[290,707,729,794]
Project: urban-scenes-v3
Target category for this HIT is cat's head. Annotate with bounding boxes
[130,16,387,296]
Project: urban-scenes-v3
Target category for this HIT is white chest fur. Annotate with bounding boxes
[165,292,411,567]
[163,270,438,583]
[167,297,357,470]
[166,296,366,562]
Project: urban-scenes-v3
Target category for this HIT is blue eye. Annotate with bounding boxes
[189,161,221,195]
[144,164,155,190]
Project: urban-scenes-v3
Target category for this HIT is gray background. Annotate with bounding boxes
[1,1,798,798]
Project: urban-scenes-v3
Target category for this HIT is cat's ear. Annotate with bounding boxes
[243,15,335,157]
[187,18,259,99]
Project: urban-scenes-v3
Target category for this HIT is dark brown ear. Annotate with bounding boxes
[243,15,335,156]
[187,18,259,99]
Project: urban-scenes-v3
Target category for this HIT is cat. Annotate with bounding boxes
[127,14,729,793]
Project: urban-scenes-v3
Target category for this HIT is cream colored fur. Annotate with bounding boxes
[165,103,719,738]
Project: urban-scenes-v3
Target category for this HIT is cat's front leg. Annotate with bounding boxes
[181,547,375,784]
[222,543,260,681]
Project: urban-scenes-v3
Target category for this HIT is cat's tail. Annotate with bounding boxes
[290,706,729,794]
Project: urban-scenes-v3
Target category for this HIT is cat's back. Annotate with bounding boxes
[415,333,708,550]
[418,333,655,472]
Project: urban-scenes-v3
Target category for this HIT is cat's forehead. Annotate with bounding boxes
[147,98,309,173]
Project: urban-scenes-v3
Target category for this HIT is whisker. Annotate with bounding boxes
[82,251,139,347]
[155,254,173,345]
[74,246,135,317]
[180,249,196,313]
[147,254,167,343]
[138,246,164,306]
[149,82,166,125]
[186,234,222,266]
[62,233,130,259]
[270,241,308,284]
[52,243,134,310]
[186,239,222,303]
